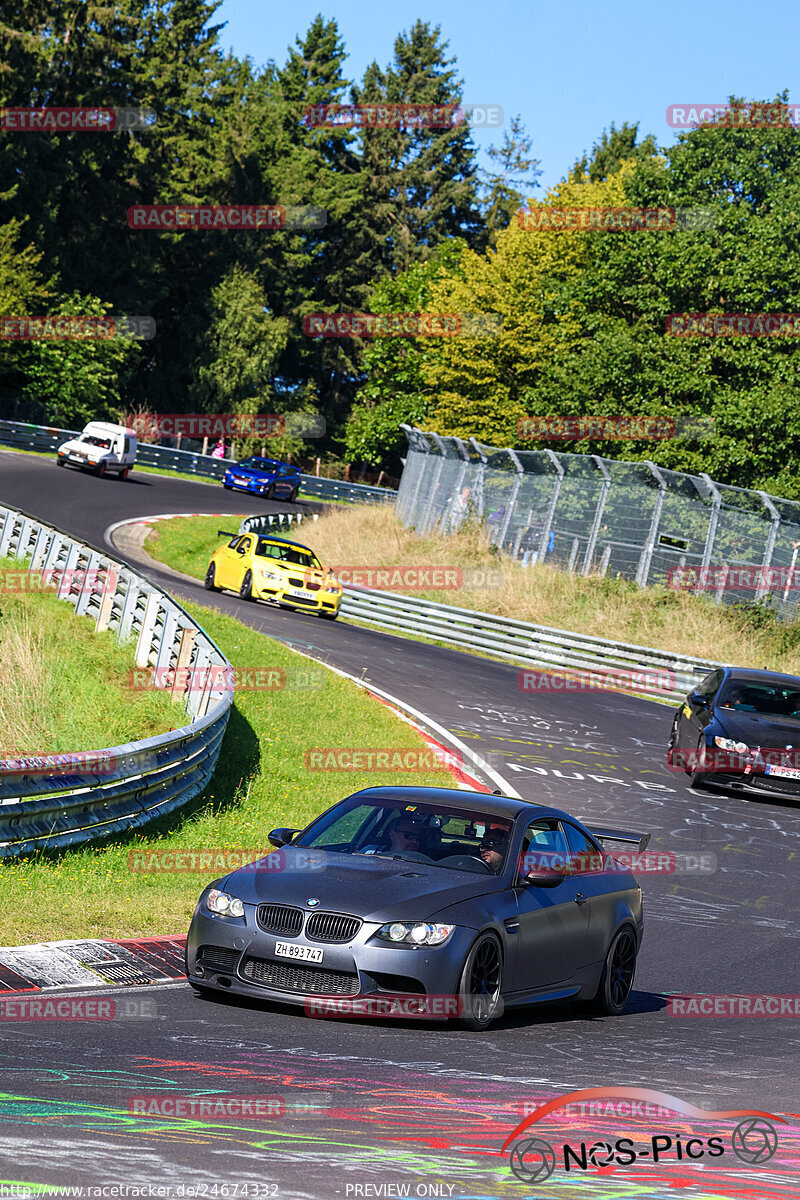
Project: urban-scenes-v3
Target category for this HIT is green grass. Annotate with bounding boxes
[0,597,450,944]
[146,514,246,578]
[0,557,180,757]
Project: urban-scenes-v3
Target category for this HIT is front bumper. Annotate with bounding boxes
[253,578,341,615]
[700,769,800,798]
[224,477,270,493]
[186,909,473,1008]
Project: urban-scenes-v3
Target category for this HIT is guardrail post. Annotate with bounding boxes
[135,593,160,667]
[75,551,101,615]
[117,579,141,643]
[154,608,180,679]
[57,542,81,600]
[171,626,198,707]
[29,526,51,571]
[13,517,33,561]
[755,492,781,602]
[96,567,119,632]
[635,462,667,588]
[0,511,19,558]
[582,457,612,574]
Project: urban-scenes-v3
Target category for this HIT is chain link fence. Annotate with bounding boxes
[398,425,800,619]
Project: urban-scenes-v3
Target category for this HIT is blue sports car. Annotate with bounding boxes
[669,666,800,797]
[222,457,301,500]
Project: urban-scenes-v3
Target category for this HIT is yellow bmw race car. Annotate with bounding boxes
[204,532,342,619]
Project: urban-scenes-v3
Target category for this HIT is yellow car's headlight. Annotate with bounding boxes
[258,569,284,583]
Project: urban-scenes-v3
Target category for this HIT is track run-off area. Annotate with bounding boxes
[1,449,799,1199]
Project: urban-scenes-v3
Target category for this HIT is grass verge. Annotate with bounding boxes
[0,596,451,944]
[144,508,800,674]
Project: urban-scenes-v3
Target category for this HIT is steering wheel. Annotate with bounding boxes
[435,854,493,873]
[389,850,435,864]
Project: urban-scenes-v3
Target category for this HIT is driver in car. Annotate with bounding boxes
[361,814,425,856]
[478,829,508,872]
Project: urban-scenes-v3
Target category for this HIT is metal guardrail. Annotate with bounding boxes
[238,512,319,535]
[0,503,234,857]
[339,587,719,701]
[0,418,396,504]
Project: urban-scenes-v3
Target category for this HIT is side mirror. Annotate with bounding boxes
[519,867,564,888]
[689,691,707,706]
[268,827,300,848]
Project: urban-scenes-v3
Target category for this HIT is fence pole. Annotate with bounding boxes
[755,492,781,602]
[698,474,722,593]
[635,462,667,588]
[582,456,611,575]
[536,450,565,563]
[468,438,488,518]
[496,449,525,550]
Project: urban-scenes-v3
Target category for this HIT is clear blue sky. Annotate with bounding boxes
[216,0,798,193]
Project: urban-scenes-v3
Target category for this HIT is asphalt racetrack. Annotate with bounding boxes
[1,450,799,1198]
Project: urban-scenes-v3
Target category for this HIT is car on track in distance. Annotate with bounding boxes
[56,421,137,479]
[668,666,800,798]
[185,785,648,1029]
[222,456,301,500]
[204,531,342,619]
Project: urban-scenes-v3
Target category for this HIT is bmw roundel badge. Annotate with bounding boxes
[306,898,320,907]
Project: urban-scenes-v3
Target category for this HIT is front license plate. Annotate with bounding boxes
[274,942,323,963]
[69,455,83,463]
[765,764,800,779]
[287,588,310,599]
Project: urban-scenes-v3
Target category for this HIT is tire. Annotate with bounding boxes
[56,456,65,467]
[589,926,637,1015]
[95,461,106,478]
[265,483,276,499]
[119,467,130,480]
[689,736,709,789]
[204,563,218,592]
[288,487,299,502]
[457,933,503,1031]
[223,483,232,490]
[239,569,253,600]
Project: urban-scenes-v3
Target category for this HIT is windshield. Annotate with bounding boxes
[718,680,800,720]
[237,458,278,471]
[80,435,111,448]
[293,799,513,873]
[254,540,321,568]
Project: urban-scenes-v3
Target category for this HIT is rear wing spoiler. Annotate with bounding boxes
[218,529,238,538]
[588,826,651,853]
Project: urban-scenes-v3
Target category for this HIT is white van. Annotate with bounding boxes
[57,422,137,479]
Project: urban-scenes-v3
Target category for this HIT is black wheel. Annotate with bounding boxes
[239,569,253,600]
[590,926,637,1015]
[223,483,232,490]
[458,933,503,1030]
[689,736,709,789]
[288,487,299,502]
[119,467,130,480]
[56,456,65,467]
[96,461,106,477]
[265,483,276,499]
[204,563,218,591]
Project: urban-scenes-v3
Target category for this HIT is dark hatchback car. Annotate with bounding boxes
[669,666,800,798]
[185,786,647,1030]
[222,457,301,499]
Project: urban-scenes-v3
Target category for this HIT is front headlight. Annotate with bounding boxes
[714,736,749,753]
[257,568,284,583]
[205,888,245,918]
[376,921,455,947]
[324,583,341,594]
